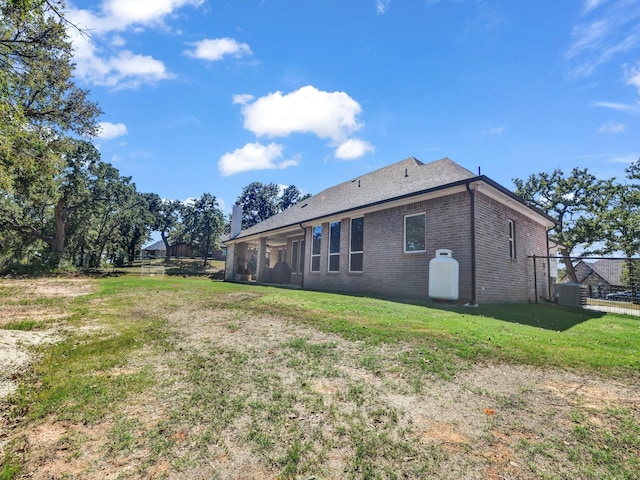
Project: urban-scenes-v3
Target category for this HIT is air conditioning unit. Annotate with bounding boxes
[554,283,588,307]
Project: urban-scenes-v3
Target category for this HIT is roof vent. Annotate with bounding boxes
[300,203,308,209]
[404,168,408,178]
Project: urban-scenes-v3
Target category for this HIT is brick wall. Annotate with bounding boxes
[303,191,475,302]
[473,192,550,303]
[230,188,552,304]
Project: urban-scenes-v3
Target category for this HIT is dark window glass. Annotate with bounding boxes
[311,256,320,272]
[312,226,321,255]
[292,241,299,273]
[351,217,363,252]
[350,252,363,272]
[405,214,426,252]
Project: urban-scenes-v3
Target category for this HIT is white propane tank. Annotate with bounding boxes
[428,249,459,301]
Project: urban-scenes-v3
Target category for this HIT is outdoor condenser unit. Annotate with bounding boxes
[554,283,587,307]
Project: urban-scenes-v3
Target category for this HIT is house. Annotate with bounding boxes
[223,157,556,304]
[562,259,624,298]
[143,240,226,260]
[142,240,166,258]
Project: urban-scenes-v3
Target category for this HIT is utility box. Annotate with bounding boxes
[554,283,588,307]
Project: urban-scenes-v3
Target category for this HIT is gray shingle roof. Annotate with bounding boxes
[143,240,166,251]
[589,259,624,286]
[232,157,477,240]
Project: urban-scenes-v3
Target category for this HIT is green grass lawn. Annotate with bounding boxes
[2,276,639,479]
[209,281,639,377]
[90,276,640,377]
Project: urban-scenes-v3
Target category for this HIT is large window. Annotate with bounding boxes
[311,225,322,272]
[508,220,516,259]
[329,221,341,272]
[350,217,364,272]
[404,213,426,253]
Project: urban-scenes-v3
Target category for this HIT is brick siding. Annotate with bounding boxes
[302,190,549,304]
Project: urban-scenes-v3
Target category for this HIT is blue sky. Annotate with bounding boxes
[66,0,640,216]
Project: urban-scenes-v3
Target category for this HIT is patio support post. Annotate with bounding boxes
[256,237,268,283]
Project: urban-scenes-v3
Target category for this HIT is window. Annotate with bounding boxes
[291,241,299,273]
[508,220,516,259]
[291,240,305,274]
[278,248,287,263]
[329,221,341,272]
[404,213,426,253]
[350,217,364,272]
[311,225,321,272]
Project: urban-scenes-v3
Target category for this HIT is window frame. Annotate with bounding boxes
[349,217,364,272]
[328,221,341,272]
[291,241,299,274]
[404,212,426,253]
[311,225,322,272]
[508,219,516,259]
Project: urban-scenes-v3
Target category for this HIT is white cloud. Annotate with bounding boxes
[609,152,640,163]
[98,121,128,139]
[591,101,640,113]
[334,138,375,160]
[376,0,390,15]
[626,62,640,93]
[564,0,640,77]
[65,0,201,89]
[75,48,171,89]
[240,85,363,142]
[598,122,625,133]
[97,0,203,31]
[582,0,606,15]
[233,85,374,162]
[482,126,505,135]
[232,93,254,105]
[218,142,299,176]
[185,38,252,61]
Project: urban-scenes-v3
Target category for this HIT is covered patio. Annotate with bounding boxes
[225,225,305,286]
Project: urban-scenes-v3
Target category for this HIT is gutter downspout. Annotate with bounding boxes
[546,228,552,302]
[465,182,477,305]
[299,223,306,289]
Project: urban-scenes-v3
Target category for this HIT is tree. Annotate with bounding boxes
[599,160,640,304]
[0,0,100,137]
[237,182,280,229]
[237,182,310,229]
[148,196,183,261]
[51,140,99,255]
[279,185,311,211]
[181,193,224,267]
[0,0,101,267]
[513,167,614,282]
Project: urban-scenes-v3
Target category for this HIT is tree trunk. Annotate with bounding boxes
[161,232,171,261]
[560,248,578,283]
[52,197,66,255]
[202,234,210,268]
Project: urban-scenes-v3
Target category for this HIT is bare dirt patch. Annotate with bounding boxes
[0,278,96,400]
